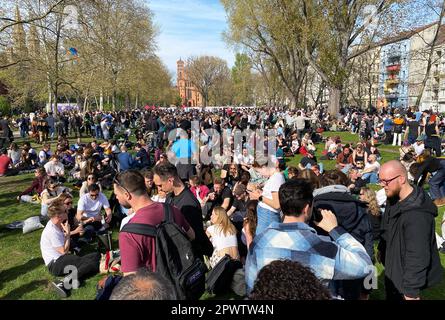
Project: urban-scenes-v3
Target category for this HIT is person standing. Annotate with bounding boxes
[378,160,443,300]
[424,114,441,157]
[153,163,213,259]
[114,170,194,275]
[383,114,394,145]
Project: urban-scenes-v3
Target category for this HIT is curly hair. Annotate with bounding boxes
[360,187,380,217]
[249,260,331,300]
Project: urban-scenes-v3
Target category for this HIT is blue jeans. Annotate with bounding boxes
[256,205,281,236]
[362,172,379,184]
[20,128,27,138]
[305,162,324,173]
[341,164,352,175]
[429,161,445,200]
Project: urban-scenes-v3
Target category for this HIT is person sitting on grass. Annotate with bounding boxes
[44,155,65,182]
[40,201,100,298]
[55,193,84,254]
[41,177,71,217]
[79,173,103,198]
[17,167,48,204]
[76,183,112,243]
[0,148,17,177]
[206,206,240,268]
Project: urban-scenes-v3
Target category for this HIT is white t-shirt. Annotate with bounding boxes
[206,225,238,251]
[40,220,65,266]
[364,161,381,174]
[39,150,52,163]
[120,212,136,231]
[77,192,110,218]
[259,171,285,213]
[44,161,64,176]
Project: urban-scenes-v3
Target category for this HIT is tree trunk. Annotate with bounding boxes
[328,86,341,115]
[53,85,58,116]
[47,86,52,113]
[99,90,104,111]
[83,93,89,112]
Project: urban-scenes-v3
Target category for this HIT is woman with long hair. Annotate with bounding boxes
[242,200,258,250]
[247,157,286,235]
[359,187,382,242]
[352,142,368,169]
[206,206,240,268]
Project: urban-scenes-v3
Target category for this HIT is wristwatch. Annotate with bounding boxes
[259,196,263,202]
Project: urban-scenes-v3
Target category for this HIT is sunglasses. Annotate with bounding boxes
[64,201,73,205]
[113,174,131,194]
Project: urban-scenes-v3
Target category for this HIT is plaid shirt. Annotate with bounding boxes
[246,222,373,293]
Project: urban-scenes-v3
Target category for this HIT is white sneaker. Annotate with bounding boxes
[51,281,69,298]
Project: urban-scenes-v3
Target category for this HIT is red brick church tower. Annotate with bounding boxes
[177,59,203,107]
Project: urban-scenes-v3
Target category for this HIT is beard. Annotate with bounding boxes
[119,199,132,209]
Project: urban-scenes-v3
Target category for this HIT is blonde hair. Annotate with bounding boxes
[212,206,237,236]
[361,187,380,216]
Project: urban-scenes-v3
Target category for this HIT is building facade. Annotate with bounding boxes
[408,24,445,112]
[378,40,410,110]
[177,59,203,107]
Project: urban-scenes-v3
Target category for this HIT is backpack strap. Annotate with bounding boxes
[121,223,156,237]
[163,202,173,223]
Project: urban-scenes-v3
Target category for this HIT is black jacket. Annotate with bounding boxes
[379,185,443,298]
[311,189,374,259]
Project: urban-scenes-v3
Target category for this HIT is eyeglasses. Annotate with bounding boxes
[379,175,401,186]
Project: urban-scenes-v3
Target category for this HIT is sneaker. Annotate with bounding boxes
[51,281,69,298]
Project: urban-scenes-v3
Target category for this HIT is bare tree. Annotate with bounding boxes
[186,56,230,107]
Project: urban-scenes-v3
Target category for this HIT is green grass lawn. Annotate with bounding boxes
[1,131,445,300]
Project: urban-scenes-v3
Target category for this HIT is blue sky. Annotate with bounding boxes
[147,0,235,80]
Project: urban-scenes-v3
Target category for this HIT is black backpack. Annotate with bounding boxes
[206,254,243,295]
[121,203,208,300]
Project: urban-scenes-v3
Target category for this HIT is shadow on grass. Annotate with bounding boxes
[0,257,44,290]
[0,227,23,241]
[0,177,34,192]
[0,280,48,300]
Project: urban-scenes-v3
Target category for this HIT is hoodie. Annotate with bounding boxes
[380,185,443,298]
[312,185,374,259]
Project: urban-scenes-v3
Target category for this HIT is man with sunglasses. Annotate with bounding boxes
[114,170,194,275]
[378,160,443,300]
[76,183,112,243]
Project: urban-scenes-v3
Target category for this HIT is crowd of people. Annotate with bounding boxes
[0,104,444,300]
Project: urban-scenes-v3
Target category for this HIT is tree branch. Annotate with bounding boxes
[0,0,67,33]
